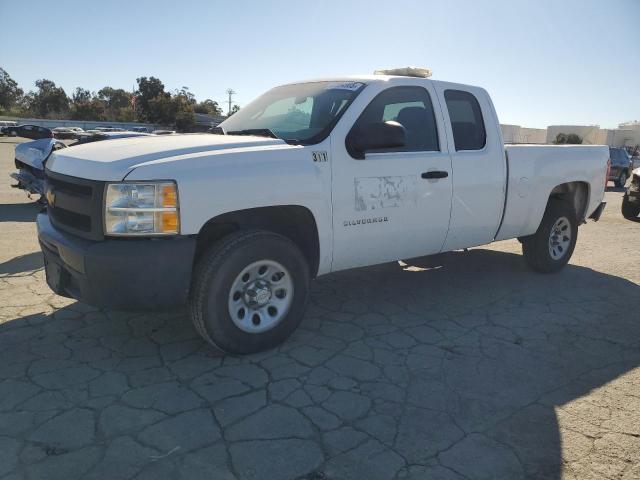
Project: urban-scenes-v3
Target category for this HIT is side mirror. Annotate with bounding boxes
[347,121,406,159]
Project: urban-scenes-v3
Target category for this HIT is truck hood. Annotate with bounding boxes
[46,133,288,180]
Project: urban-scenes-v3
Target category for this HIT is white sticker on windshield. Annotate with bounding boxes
[328,81,364,91]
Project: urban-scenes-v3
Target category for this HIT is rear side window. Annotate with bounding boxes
[444,89,486,151]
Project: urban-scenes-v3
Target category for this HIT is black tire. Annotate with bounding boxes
[522,199,578,273]
[189,230,310,354]
[615,172,627,188]
[621,194,640,220]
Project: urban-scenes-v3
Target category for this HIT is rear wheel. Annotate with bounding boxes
[522,199,578,273]
[621,194,640,219]
[189,230,310,354]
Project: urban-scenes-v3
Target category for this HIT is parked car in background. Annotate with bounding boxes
[94,126,126,132]
[52,127,79,139]
[608,147,632,187]
[130,126,149,133]
[621,167,640,219]
[1,124,53,139]
[0,120,18,135]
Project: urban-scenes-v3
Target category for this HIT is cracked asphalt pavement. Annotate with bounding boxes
[1,138,639,479]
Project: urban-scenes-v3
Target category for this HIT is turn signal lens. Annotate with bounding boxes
[162,185,177,208]
[160,211,179,234]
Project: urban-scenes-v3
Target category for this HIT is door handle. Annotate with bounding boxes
[421,171,449,179]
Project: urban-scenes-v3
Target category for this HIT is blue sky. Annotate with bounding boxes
[1,0,638,128]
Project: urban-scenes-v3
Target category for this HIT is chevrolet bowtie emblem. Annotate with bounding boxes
[46,187,56,206]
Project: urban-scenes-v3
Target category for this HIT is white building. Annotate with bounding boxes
[500,124,547,144]
[545,124,640,147]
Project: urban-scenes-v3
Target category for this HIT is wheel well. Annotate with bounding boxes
[195,206,321,277]
[549,181,590,221]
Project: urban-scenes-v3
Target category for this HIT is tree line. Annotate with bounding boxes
[0,67,237,131]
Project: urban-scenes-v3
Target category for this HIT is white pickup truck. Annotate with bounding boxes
[38,68,608,353]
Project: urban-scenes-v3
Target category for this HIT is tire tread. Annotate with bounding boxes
[189,229,309,353]
[522,198,577,273]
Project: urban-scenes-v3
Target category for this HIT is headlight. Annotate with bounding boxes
[104,182,179,235]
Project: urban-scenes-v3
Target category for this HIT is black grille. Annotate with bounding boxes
[45,170,105,240]
[50,206,92,232]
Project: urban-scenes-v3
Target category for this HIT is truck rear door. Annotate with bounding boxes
[433,85,506,250]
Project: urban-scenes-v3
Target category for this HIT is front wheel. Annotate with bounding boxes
[189,230,310,354]
[522,199,578,273]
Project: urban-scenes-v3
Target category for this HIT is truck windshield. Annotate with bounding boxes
[219,81,366,145]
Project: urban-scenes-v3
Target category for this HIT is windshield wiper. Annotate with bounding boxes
[227,128,280,140]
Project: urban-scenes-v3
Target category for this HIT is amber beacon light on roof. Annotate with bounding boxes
[373,66,432,78]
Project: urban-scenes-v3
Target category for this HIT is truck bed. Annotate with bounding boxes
[496,144,609,241]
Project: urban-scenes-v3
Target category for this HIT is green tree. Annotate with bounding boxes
[115,106,135,122]
[146,95,174,125]
[172,90,196,132]
[553,133,582,144]
[194,99,222,116]
[97,87,133,120]
[176,86,196,105]
[0,68,24,113]
[25,79,69,118]
[228,104,240,116]
[135,76,170,123]
[70,88,105,120]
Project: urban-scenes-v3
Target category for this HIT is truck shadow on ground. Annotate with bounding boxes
[0,201,42,222]
[0,249,638,479]
[0,252,43,276]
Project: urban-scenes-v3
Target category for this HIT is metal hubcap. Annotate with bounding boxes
[548,216,572,260]
[228,260,293,334]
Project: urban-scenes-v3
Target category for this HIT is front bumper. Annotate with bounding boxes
[37,213,196,309]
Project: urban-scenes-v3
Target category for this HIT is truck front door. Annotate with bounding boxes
[330,84,453,271]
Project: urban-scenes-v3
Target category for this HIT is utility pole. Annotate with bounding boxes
[226,88,236,116]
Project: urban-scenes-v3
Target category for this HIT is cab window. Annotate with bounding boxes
[352,86,439,153]
[444,89,486,151]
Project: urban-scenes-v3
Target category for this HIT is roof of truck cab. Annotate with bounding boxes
[281,75,483,92]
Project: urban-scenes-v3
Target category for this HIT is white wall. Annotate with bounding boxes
[500,124,546,144]
[604,129,640,147]
[0,116,155,131]
[546,125,606,145]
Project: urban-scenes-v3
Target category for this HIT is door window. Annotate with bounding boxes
[444,89,486,151]
[351,86,439,153]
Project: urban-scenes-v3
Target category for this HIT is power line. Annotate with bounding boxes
[226,88,236,116]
